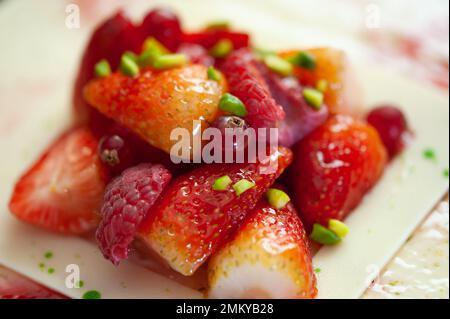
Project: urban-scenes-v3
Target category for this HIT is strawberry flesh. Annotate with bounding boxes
[0,266,66,299]
[9,127,108,234]
[138,147,293,275]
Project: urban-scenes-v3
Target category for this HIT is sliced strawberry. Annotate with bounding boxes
[291,115,388,229]
[138,147,293,276]
[73,11,143,124]
[83,65,225,156]
[0,266,66,299]
[221,49,285,129]
[208,200,316,299]
[9,127,108,234]
[140,7,183,52]
[281,48,364,116]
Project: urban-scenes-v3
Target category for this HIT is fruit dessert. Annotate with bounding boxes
[6,7,412,299]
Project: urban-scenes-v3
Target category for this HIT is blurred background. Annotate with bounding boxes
[0,0,448,299]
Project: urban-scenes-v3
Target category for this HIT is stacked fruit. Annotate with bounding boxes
[8,8,411,299]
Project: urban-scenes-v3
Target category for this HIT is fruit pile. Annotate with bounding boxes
[7,8,411,299]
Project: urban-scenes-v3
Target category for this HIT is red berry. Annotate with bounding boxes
[212,116,250,154]
[99,134,135,175]
[141,7,182,51]
[367,105,410,158]
[221,49,285,129]
[96,164,172,265]
[292,115,388,229]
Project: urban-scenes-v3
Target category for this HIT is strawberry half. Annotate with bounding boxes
[291,115,388,229]
[208,200,316,299]
[83,65,225,157]
[9,127,108,234]
[138,147,293,276]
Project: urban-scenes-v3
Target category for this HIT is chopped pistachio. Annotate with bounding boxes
[303,88,324,110]
[233,179,255,196]
[290,51,317,70]
[219,93,248,117]
[152,54,188,70]
[119,54,140,77]
[94,59,111,78]
[212,175,232,191]
[266,188,291,209]
[328,219,349,238]
[207,66,223,82]
[310,224,341,245]
[210,39,233,58]
[264,55,293,77]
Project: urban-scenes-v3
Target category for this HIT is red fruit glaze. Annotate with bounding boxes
[96,164,172,265]
[141,7,183,51]
[292,115,388,229]
[9,127,108,234]
[138,147,293,275]
[221,49,285,129]
[0,266,66,299]
[73,11,143,124]
[367,105,411,158]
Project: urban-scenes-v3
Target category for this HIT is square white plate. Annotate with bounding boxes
[0,0,448,299]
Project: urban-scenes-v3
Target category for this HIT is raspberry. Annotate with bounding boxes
[96,164,172,265]
[221,49,285,129]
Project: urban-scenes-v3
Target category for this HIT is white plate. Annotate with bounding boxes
[0,0,448,299]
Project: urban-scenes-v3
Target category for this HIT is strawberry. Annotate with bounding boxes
[0,266,66,299]
[208,200,316,299]
[138,147,293,276]
[281,48,364,116]
[291,115,388,229]
[73,11,144,124]
[140,7,183,52]
[9,127,108,234]
[83,65,225,157]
